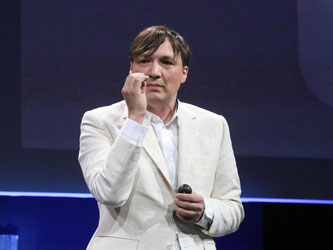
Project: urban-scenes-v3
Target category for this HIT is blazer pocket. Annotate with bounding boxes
[88,235,139,250]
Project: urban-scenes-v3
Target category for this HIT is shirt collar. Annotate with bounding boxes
[146,100,179,126]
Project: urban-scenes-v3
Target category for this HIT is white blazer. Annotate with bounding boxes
[78,100,244,250]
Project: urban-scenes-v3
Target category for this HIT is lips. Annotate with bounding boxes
[146,82,162,87]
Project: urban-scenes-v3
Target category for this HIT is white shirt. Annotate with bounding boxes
[148,109,179,190]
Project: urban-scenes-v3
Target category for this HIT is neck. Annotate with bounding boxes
[147,100,177,124]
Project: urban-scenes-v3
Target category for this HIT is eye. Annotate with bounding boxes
[138,58,150,64]
[162,60,174,65]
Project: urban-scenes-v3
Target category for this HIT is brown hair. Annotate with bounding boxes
[130,26,191,67]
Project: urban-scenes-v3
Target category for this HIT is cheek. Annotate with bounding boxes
[168,71,182,80]
[131,65,147,74]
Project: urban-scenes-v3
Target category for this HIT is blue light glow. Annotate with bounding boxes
[241,197,333,205]
[0,191,333,205]
[0,191,93,198]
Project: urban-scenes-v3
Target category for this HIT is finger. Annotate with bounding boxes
[174,211,196,223]
[141,80,146,94]
[125,72,145,84]
[176,193,204,203]
[174,206,202,221]
[131,74,149,89]
[174,205,198,217]
[175,198,203,212]
[125,74,148,92]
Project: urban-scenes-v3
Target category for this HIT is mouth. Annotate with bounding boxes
[146,82,163,88]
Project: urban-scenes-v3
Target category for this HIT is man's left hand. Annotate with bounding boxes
[174,192,205,223]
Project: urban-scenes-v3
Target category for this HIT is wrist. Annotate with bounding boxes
[128,112,145,124]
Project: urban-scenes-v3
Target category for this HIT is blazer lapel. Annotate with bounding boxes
[142,116,172,187]
[119,104,172,188]
[177,101,198,187]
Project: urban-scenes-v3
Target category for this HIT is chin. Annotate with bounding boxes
[147,95,165,105]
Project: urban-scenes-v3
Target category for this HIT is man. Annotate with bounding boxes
[78,26,244,250]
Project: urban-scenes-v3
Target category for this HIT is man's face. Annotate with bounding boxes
[130,39,189,107]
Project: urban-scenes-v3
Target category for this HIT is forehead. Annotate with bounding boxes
[141,40,179,59]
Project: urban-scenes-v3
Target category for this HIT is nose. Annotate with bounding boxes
[148,61,161,79]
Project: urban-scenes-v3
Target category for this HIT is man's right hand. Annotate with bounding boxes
[121,72,149,124]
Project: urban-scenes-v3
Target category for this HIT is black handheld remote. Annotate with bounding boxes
[177,184,192,194]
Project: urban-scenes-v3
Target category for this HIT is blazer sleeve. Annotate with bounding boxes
[200,116,244,237]
[78,110,142,207]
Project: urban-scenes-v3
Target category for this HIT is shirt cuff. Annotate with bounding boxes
[120,118,149,147]
[195,198,214,230]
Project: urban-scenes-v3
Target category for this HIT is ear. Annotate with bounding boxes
[181,66,189,84]
[129,62,133,73]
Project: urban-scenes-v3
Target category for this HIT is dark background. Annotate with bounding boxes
[1,0,333,198]
[1,1,332,250]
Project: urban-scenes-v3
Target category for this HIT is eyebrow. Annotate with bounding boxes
[138,54,177,61]
[160,55,176,61]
